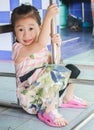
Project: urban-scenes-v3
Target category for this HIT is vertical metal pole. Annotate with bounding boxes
[91,0,94,36]
[50,0,58,64]
[82,2,85,23]
[50,0,59,108]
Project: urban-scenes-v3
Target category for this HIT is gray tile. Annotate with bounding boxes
[0,107,8,113]
[0,105,85,130]
[74,83,94,103]
[64,49,94,66]
[0,114,29,129]
[0,127,12,130]
[59,108,84,122]
[12,107,84,130]
[80,115,94,130]
[14,117,64,130]
[1,108,35,120]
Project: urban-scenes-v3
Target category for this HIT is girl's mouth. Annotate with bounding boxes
[24,39,32,43]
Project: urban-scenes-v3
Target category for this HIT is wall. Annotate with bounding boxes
[61,0,92,27]
[68,1,92,26]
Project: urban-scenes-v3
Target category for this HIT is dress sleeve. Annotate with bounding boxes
[12,42,22,61]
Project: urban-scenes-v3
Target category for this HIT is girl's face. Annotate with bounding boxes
[14,17,40,46]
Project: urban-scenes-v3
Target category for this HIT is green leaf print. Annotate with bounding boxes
[30,54,34,59]
[21,89,28,95]
[36,88,44,97]
[38,72,53,85]
[42,62,47,66]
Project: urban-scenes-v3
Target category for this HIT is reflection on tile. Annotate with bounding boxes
[64,49,94,66]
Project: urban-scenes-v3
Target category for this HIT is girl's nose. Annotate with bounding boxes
[24,30,29,38]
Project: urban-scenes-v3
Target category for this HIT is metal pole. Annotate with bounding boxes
[82,2,85,23]
[0,100,21,108]
[73,113,94,130]
[91,0,94,36]
[50,0,58,64]
[69,78,94,85]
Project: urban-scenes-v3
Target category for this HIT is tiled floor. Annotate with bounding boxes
[0,27,94,130]
[61,27,94,63]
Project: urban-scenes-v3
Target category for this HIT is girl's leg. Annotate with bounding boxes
[38,95,69,127]
[60,64,89,108]
[42,97,68,126]
[61,64,77,102]
[62,83,88,106]
[63,83,75,103]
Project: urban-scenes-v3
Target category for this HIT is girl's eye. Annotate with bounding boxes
[19,28,23,31]
[29,27,33,30]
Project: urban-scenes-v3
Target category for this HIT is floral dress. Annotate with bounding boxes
[12,42,70,114]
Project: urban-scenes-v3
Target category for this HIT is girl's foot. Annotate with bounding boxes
[61,96,89,108]
[37,109,68,127]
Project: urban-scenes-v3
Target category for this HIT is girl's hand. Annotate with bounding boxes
[46,3,59,19]
[51,33,61,47]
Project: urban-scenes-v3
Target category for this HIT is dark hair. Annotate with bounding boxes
[11,4,41,28]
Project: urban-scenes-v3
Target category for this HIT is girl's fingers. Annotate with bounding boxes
[51,34,61,46]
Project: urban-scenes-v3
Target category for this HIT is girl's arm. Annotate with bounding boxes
[38,3,59,47]
[47,33,61,64]
[51,33,61,64]
[47,46,61,64]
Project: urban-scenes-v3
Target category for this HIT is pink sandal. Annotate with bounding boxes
[61,96,88,108]
[37,109,68,127]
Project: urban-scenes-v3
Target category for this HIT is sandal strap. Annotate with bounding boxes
[44,109,62,122]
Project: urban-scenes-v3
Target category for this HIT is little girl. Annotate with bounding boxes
[11,3,88,127]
